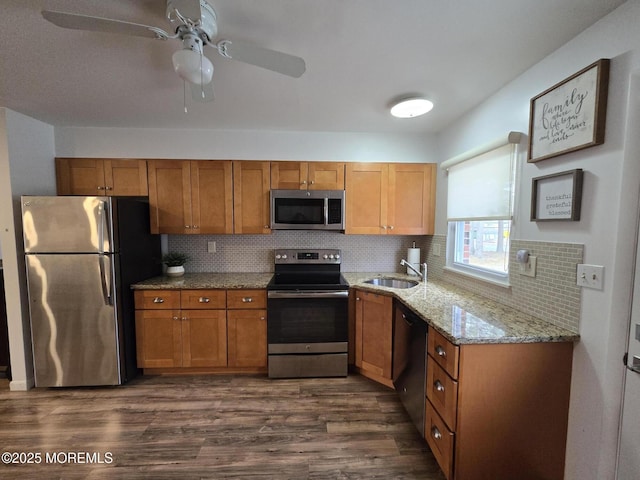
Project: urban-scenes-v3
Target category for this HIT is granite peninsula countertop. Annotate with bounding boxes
[132,272,579,345]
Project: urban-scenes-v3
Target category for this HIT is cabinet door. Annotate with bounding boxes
[354,289,393,379]
[147,160,192,234]
[181,309,227,367]
[345,163,388,234]
[103,159,148,196]
[135,309,182,368]
[233,161,271,234]
[191,160,233,234]
[55,158,105,195]
[308,162,345,190]
[227,309,267,368]
[388,163,436,235]
[270,161,308,190]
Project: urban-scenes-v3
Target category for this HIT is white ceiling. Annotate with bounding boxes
[0,0,625,134]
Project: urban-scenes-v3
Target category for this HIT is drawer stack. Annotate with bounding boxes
[425,328,459,480]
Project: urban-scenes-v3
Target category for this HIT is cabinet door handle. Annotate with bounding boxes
[381,225,387,230]
[198,297,210,303]
[356,297,361,301]
[301,180,307,185]
[431,426,442,440]
[181,316,188,321]
[153,297,164,303]
[435,345,447,358]
[309,180,315,185]
[185,225,191,229]
[389,225,394,230]
[97,186,105,190]
[434,380,445,392]
[193,225,199,229]
[105,186,112,191]
[260,316,265,321]
[242,297,253,303]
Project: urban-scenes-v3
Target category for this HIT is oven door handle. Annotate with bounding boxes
[268,290,349,299]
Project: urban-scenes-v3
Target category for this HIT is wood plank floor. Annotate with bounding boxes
[0,374,446,479]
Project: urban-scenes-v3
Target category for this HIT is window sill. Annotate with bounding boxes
[443,266,512,290]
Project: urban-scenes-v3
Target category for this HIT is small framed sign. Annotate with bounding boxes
[528,59,609,163]
[531,169,583,221]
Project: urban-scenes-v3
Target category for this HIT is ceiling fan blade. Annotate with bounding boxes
[190,82,215,103]
[217,40,306,78]
[41,10,169,40]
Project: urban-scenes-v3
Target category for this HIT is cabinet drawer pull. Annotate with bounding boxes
[152,297,164,303]
[434,380,445,392]
[431,426,442,440]
[260,316,265,321]
[172,316,179,320]
[198,297,210,303]
[435,345,447,358]
[242,297,253,303]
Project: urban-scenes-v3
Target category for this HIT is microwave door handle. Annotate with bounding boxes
[324,198,329,226]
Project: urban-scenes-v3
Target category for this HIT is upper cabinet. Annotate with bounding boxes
[233,161,271,234]
[345,163,436,235]
[56,158,148,196]
[147,160,233,235]
[271,161,345,190]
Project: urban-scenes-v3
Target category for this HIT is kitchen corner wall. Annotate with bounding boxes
[169,232,428,274]
[425,235,582,332]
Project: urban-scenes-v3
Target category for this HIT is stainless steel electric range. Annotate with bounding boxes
[266,249,349,378]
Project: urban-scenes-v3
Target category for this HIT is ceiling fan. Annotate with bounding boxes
[41,0,306,107]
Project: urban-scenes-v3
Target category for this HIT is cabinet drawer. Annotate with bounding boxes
[181,290,226,309]
[428,328,460,379]
[425,401,455,480]
[134,290,181,310]
[227,289,267,309]
[426,358,458,431]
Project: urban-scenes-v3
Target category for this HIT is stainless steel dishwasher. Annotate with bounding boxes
[393,302,428,436]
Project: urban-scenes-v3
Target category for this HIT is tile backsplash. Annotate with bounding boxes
[169,232,428,274]
[425,235,582,332]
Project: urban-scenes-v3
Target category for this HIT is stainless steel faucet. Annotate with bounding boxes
[400,259,428,282]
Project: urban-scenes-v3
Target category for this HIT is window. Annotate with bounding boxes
[442,135,519,284]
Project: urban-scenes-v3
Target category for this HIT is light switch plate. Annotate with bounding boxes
[207,241,216,253]
[576,264,604,290]
[519,255,537,277]
[433,244,441,257]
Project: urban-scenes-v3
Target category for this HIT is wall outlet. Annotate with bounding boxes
[433,244,441,257]
[207,241,216,253]
[577,264,604,290]
[519,255,537,277]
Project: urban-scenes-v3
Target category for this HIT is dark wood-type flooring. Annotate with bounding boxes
[0,374,446,479]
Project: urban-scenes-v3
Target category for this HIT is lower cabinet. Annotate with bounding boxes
[353,288,394,387]
[134,288,267,373]
[425,327,574,480]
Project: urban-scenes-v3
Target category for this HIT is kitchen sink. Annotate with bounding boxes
[363,277,419,289]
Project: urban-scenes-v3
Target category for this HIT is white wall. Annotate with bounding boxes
[54,127,438,163]
[435,1,640,478]
[0,108,56,390]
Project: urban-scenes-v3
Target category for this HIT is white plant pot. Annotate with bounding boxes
[166,265,185,277]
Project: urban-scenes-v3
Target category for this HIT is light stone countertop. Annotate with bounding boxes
[132,272,580,345]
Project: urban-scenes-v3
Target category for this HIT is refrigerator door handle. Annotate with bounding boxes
[98,255,113,305]
[97,200,112,254]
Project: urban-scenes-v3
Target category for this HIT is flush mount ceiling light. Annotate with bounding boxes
[390,97,434,118]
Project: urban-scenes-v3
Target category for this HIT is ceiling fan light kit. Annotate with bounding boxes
[41,0,306,107]
[390,97,434,118]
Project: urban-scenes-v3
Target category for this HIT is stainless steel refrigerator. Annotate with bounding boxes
[22,196,161,387]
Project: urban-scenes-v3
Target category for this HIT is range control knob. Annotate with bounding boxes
[282,254,288,259]
[329,254,335,259]
[275,254,281,260]
[323,254,329,259]
[335,254,340,259]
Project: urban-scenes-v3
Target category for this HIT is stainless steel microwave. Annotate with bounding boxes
[270,189,345,230]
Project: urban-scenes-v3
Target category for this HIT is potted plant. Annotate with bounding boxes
[162,252,190,277]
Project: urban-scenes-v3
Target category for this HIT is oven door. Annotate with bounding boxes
[267,290,348,351]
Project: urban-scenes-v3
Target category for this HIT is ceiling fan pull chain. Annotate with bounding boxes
[200,52,206,98]
[183,80,188,113]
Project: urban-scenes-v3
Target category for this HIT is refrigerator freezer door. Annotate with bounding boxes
[26,253,121,387]
[22,196,113,253]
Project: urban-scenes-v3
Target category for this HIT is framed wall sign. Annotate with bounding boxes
[531,169,583,221]
[528,59,609,163]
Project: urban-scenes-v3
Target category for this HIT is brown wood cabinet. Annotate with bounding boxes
[345,163,436,235]
[147,160,233,235]
[134,288,267,374]
[425,328,573,480]
[227,290,267,368]
[233,161,271,234]
[134,289,227,369]
[56,158,148,196]
[271,161,345,190]
[353,288,394,387]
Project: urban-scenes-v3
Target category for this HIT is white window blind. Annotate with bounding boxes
[446,142,516,221]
